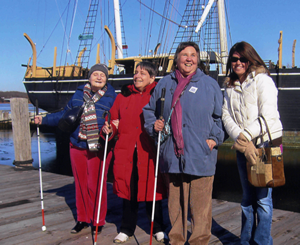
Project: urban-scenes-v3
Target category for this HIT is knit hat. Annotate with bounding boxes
[88,64,109,79]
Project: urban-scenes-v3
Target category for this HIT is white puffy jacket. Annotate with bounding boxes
[222,69,283,144]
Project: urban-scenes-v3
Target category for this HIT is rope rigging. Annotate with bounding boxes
[35,3,70,65]
[35,0,79,69]
[224,0,232,48]
[144,0,156,56]
[137,0,186,29]
[33,0,231,73]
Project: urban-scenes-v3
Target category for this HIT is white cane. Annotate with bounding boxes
[36,100,46,232]
[150,88,166,245]
[94,111,111,245]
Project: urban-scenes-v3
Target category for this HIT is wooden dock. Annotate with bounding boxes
[0,164,299,245]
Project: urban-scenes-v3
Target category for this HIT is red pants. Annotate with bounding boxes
[70,143,112,226]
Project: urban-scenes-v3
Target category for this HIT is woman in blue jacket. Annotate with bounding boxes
[143,42,224,245]
[35,64,117,234]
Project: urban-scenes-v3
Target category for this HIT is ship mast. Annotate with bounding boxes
[278,31,283,69]
[195,0,215,33]
[113,0,125,73]
[169,0,229,75]
[292,39,296,68]
[114,0,123,59]
[217,0,228,74]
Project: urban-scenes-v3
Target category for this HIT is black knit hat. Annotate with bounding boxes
[88,64,109,79]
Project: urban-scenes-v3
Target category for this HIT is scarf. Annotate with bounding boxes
[78,83,107,151]
[171,69,196,157]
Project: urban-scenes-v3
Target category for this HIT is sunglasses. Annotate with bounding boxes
[231,57,248,63]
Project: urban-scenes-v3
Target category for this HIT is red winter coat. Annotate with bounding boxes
[108,82,166,201]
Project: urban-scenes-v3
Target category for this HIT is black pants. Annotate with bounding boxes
[120,149,164,236]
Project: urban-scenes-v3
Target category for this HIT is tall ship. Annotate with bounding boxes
[22,0,300,131]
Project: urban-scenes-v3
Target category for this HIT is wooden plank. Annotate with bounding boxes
[0,165,299,245]
[271,209,300,245]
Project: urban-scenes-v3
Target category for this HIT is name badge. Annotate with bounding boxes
[189,86,198,93]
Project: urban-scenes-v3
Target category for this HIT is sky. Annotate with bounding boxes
[1,0,300,92]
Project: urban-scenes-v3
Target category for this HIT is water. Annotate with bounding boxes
[0,103,45,114]
[0,104,57,170]
[0,129,57,169]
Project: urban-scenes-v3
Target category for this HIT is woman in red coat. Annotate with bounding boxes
[102,62,167,243]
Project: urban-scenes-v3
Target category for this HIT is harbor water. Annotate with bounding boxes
[0,104,299,213]
[0,124,57,171]
[0,103,57,171]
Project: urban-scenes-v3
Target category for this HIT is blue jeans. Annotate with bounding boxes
[236,151,273,245]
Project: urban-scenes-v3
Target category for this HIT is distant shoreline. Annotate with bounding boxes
[0,102,31,104]
[0,91,28,103]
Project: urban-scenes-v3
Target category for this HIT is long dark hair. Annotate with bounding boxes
[226,41,269,86]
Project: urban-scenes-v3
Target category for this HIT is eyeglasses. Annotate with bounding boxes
[231,57,248,63]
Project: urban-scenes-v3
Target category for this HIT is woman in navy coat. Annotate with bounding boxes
[35,64,116,234]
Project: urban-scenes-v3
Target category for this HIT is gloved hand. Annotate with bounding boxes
[232,133,259,165]
[244,141,259,165]
[232,133,248,153]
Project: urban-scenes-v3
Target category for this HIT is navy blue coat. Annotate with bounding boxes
[42,83,117,149]
[143,69,224,176]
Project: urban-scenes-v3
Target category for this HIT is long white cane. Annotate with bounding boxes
[150,88,166,244]
[94,111,111,245]
[36,100,46,232]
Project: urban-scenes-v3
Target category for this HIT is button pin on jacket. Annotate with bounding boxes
[189,86,198,93]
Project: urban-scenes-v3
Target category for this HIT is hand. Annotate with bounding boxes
[232,133,248,153]
[232,133,259,165]
[206,139,216,151]
[102,121,112,135]
[244,141,259,165]
[34,115,43,125]
[154,119,165,133]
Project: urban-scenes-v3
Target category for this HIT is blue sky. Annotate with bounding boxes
[1,0,300,92]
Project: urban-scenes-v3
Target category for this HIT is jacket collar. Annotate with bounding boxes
[121,82,157,97]
[170,68,205,82]
[78,83,115,96]
[224,66,268,89]
[244,66,268,84]
[233,81,242,93]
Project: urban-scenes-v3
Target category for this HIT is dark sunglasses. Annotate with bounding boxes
[231,56,248,63]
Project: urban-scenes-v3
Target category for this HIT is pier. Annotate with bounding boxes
[0,110,47,129]
[0,164,299,245]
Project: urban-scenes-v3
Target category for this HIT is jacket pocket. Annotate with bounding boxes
[184,127,211,156]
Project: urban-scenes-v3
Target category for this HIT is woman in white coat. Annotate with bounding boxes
[222,41,282,245]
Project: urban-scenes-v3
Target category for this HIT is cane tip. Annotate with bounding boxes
[42,226,47,231]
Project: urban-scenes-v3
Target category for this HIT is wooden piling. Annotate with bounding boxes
[10,98,33,168]
[0,110,11,129]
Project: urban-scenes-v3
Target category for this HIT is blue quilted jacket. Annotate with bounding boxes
[42,83,117,149]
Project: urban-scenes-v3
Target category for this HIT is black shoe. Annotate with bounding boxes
[92,225,102,235]
[70,221,89,234]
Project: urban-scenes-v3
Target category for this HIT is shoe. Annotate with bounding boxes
[92,225,102,234]
[154,231,169,243]
[70,221,89,234]
[113,232,130,243]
